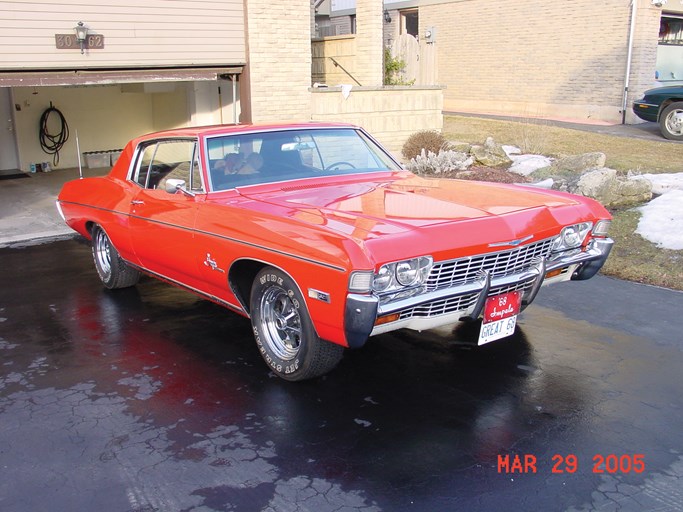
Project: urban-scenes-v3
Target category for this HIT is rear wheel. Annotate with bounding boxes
[250,267,343,381]
[91,225,140,289]
[659,102,683,141]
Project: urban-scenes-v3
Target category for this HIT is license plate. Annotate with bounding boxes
[478,291,522,346]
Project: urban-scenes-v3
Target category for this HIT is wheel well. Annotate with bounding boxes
[660,99,683,119]
[228,259,268,315]
[85,221,96,237]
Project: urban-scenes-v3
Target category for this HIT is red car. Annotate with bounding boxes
[57,123,613,380]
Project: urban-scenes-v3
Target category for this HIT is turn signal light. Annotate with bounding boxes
[375,313,400,326]
[545,268,564,279]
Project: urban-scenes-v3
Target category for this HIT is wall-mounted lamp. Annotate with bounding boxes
[74,22,88,54]
[651,0,667,6]
[384,10,392,23]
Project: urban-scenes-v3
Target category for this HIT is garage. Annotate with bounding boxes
[0,69,242,172]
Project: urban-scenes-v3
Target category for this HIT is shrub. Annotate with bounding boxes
[407,149,474,176]
[384,47,415,86]
[402,130,449,161]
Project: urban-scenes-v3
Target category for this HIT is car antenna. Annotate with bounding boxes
[75,129,83,179]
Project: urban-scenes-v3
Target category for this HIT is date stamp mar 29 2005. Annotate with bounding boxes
[497,454,646,475]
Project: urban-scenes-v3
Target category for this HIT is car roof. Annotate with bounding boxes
[135,122,360,142]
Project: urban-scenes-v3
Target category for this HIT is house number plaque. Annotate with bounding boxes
[55,34,105,50]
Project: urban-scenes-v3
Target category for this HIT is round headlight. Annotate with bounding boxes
[563,226,582,248]
[373,265,393,292]
[396,260,420,286]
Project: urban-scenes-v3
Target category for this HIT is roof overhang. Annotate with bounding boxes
[0,66,244,88]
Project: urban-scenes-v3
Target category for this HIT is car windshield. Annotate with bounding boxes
[206,128,400,191]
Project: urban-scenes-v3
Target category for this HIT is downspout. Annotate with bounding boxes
[622,0,638,124]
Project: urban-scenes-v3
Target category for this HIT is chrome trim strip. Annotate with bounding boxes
[192,228,346,272]
[57,200,346,273]
[128,263,246,316]
[488,235,534,248]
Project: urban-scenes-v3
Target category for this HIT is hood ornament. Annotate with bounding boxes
[488,235,533,248]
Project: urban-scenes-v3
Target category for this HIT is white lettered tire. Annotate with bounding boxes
[91,225,140,289]
[250,267,343,381]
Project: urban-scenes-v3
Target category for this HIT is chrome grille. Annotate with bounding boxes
[399,294,477,320]
[399,278,535,320]
[426,237,554,290]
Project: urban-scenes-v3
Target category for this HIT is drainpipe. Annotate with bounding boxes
[622,0,638,124]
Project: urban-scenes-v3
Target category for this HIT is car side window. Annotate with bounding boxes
[131,140,204,193]
[133,144,156,188]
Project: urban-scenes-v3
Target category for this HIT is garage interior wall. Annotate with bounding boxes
[12,84,189,170]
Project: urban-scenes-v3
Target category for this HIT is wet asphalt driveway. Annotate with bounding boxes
[1,238,682,512]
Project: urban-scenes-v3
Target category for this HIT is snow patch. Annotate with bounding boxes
[509,154,553,176]
[630,172,683,195]
[636,189,683,250]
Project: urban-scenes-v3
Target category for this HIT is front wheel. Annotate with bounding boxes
[91,225,140,289]
[250,267,343,381]
[659,102,683,141]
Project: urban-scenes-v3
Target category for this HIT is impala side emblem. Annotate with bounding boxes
[204,253,225,273]
[308,288,331,303]
[488,235,534,248]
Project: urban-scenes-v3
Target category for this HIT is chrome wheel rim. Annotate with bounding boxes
[94,230,112,280]
[665,109,683,136]
[259,286,302,361]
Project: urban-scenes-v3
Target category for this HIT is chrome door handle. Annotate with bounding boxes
[131,200,145,205]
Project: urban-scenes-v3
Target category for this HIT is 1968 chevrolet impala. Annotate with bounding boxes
[57,123,613,380]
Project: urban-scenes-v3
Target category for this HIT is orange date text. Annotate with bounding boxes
[497,454,645,474]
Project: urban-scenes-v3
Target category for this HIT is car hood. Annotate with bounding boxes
[236,172,580,236]
[643,85,683,97]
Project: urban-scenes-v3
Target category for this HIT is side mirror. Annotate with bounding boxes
[164,178,195,197]
[164,178,185,194]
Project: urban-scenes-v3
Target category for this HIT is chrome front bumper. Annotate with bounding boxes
[344,238,614,348]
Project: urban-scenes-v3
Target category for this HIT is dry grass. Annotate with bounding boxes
[602,209,683,290]
[442,114,683,290]
[443,115,683,174]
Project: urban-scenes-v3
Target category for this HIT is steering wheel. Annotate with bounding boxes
[324,161,356,171]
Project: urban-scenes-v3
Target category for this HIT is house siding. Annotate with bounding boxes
[0,0,245,69]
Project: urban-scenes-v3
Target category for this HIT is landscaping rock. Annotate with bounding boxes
[509,154,553,176]
[569,168,652,208]
[531,152,606,181]
[448,141,473,154]
[470,137,512,167]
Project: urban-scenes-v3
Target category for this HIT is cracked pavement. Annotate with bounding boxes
[1,239,682,511]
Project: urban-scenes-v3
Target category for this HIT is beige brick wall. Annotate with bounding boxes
[355,0,384,86]
[421,0,661,124]
[627,0,662,123]
[242,0,312,123]
[311,86,444,157]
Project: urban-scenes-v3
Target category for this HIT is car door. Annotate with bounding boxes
[128,139,205,288]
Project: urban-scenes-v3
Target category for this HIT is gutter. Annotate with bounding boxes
[622,0,638,125]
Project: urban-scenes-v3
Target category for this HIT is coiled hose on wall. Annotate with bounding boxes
[39,103,69,166]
